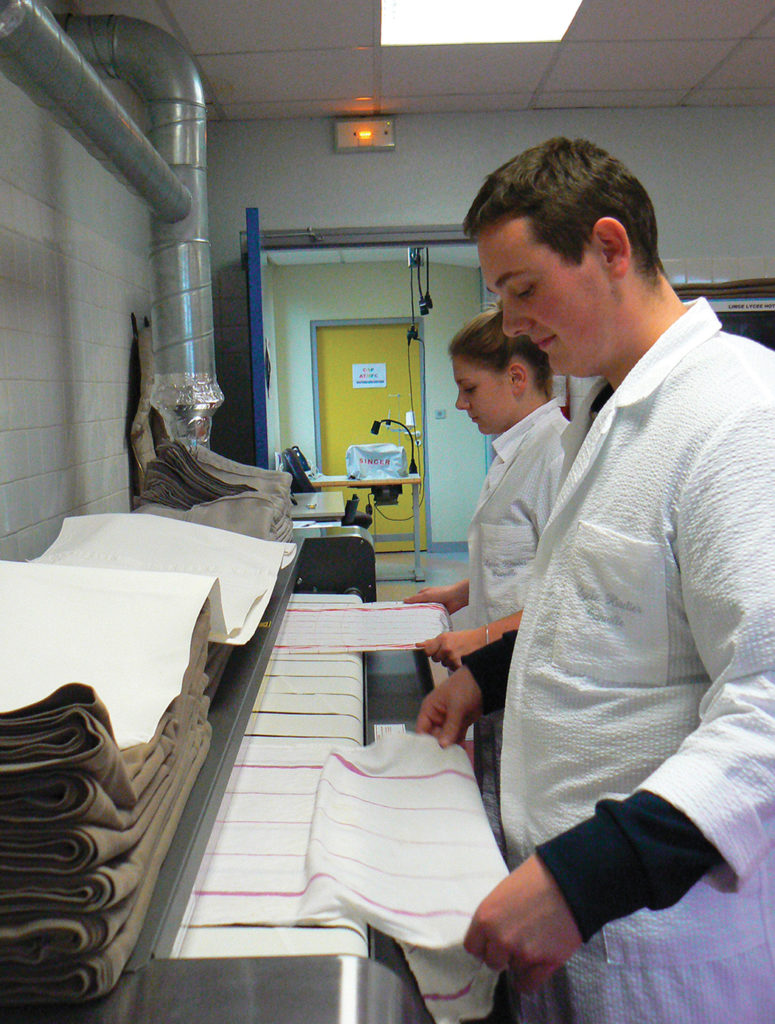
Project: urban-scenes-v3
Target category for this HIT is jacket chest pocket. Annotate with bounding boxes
[479,522,537,616]
[551,520,669,686]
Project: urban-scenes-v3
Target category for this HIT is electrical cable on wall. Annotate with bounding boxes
[375,249,432,525]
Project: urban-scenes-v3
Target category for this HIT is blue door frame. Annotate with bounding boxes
[245,207,269,468]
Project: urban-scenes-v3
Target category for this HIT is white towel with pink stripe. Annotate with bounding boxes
[271,600,451,651]
[303,733,509,1022]
[191,733,508,1022]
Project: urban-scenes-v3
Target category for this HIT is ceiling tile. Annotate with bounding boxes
[545,39,736,91]
[381,42,558,95]
[199,47,374,104]
[564,0,775,41]
[164,0,374,53]
[379,92,534,114]
[700,38,775,88]
[684,86,775,105]
[533,88,686,108]
[218,97,378,121]
[66,0,775,121]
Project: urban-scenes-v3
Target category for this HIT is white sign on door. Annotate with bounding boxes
[353,363,387,389]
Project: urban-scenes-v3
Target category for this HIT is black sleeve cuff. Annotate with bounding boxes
[461,631,517,714]
[536,791,722,942]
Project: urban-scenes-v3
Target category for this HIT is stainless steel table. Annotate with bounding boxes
[2,956,430,1024]
[290,490,345,521]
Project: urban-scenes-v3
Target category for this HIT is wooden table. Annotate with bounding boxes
[312,475,425,582]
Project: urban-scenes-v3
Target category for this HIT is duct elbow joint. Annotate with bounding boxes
[151,372,224,448]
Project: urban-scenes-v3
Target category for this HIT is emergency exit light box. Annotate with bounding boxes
[334,118,395,152]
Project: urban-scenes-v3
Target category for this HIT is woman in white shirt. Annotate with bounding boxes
[406,304,566,668]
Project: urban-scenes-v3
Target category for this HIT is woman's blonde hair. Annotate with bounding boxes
[448,305,553,399]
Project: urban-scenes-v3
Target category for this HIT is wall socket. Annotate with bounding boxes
[407,247,422,267]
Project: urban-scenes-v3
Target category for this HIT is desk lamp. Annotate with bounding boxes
[371,418,418,474]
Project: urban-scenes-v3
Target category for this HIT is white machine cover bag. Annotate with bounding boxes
[345,443,407,479]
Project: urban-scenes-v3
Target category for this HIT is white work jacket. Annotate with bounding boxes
[502,299,775,1023]
[467,400,566,626]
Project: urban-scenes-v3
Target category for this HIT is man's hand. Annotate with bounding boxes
[464,855,583,991]
[415,667,483,747]
[418,627,486,670]
[403,580,469,615]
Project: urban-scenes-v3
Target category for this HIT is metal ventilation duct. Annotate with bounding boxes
[0,0,223,446]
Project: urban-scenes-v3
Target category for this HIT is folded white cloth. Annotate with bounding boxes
[189,734,507,1022]
[0,560,213,747]
[272,601,451,652]
[36,513,296,644]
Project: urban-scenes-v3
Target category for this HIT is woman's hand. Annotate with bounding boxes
[403,579,469,615]
[418,627,487,670]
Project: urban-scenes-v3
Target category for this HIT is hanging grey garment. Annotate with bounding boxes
[129,321,156,495]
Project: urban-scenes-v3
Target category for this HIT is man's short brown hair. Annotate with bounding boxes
[464,136,664,280]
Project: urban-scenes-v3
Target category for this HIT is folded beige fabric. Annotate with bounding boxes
[138,440,294,542]
[203,641,233,700]
[137,493,282,543]
[0,711,211,1002]
[0,604,210,813]
[0,606,213,1004]
[0,706,210,946]
[0,861,143,915]
[0,687,137,807]
[192,446,294,543]
[142,441,253,508]
[0,681,209,874]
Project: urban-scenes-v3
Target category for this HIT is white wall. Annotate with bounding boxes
[0,73,151,561]
[208,106,775,281]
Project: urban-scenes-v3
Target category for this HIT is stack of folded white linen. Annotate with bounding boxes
[35,512,296,645]
[0,513,295,1004]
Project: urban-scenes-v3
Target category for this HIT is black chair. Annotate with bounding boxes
[342,494,372,529]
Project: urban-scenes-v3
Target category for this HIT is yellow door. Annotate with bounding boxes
[315,322,426,552]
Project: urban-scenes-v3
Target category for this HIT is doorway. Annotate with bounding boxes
[313,319,428,552]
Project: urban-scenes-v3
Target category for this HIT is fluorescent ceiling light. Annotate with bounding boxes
[381,0,582,45]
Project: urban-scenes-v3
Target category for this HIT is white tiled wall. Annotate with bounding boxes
[663,256,775,286]
[0,176,150,562]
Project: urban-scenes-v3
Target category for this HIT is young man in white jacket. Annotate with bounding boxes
[417,136,775,1022]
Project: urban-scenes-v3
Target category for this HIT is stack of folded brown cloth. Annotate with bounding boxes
[138,441,294,543]
[0,607,212,1004]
